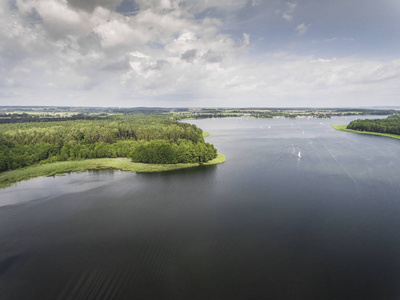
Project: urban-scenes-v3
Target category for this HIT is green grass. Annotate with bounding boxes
[0,155,226,190]
[202,132,210,137]
[331,124,400,140]
[202,153,226,165]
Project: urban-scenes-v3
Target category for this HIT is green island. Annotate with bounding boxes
[0,114,225,189]
[331,115,400,140]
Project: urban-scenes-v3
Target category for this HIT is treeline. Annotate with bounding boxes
[192,113,242,119]
[0,113,107,124]
[0,115,217,172]
[336,109,397,116]
[347,115,400,135]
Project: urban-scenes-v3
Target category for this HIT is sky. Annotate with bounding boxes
[0,0,399,108]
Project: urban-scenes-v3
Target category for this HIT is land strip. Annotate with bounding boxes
[331,124,400,140]
[0,154,225,189]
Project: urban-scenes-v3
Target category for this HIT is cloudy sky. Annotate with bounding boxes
[1,0,399,107]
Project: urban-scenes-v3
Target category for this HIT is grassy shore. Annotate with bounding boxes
[331,124,400,140]
[0,154,226,189]
[202,153,225,165]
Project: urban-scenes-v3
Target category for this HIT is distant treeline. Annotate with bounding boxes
[0,113,108,124]
[335,109,397,115]
[173,109,399,121]
[0,106,172,114]
[0,115,217,172]
[347,115,400,135]
[191,113,242,119]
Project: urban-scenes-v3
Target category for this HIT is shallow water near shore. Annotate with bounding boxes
[1,116,400,299]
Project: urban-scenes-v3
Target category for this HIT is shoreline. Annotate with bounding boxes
[0,154,226,190]
[331,124,400,140]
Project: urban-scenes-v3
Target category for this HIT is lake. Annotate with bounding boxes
[1,116,400,299]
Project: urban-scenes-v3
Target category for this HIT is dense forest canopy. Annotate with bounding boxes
[0,115,217,172]
[347,115,400,135]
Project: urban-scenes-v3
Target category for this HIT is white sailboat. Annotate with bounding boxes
[298,151,301,159]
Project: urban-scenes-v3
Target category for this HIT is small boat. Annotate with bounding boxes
[298,151,301,159]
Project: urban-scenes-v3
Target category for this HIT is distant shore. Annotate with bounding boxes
[331,124,400,140]
[0,154,226,190]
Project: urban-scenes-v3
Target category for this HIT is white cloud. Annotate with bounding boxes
[243,33,250,46]
[0,0,399,107]
[282,2,297,22]
[0,0,251,101]
[295,23,311,35]
[114,51,400,107]
[94,19,149,48]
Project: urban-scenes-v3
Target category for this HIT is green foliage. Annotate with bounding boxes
[129,139,217,164]
[0,115,217,172]
[347,115,400,135]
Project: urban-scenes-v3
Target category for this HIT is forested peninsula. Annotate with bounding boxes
[347,115,400,135]
[332,115,400,140]
[0,115,224,188]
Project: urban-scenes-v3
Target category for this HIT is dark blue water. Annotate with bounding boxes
[1,116,400,299]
